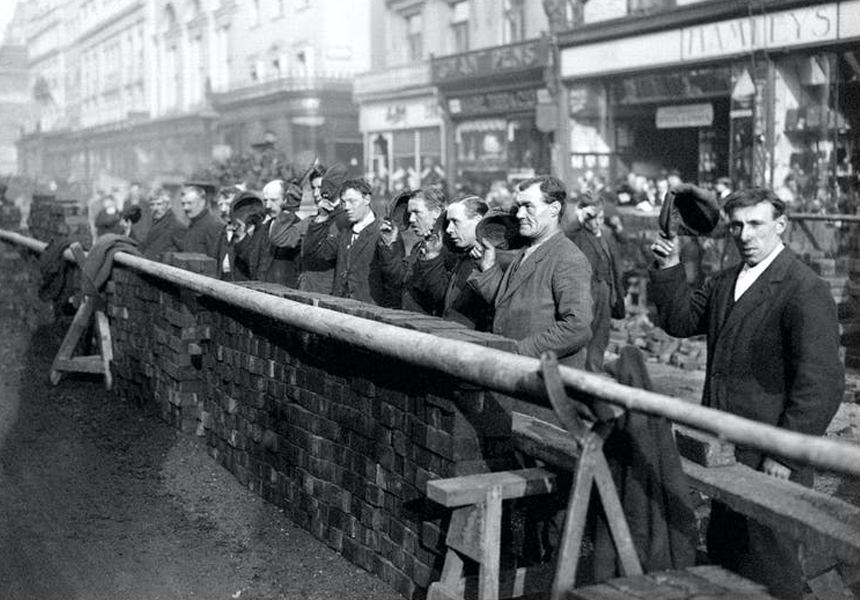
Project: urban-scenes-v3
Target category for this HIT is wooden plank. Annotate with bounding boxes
[456,565,555,600]
[511,412,582,467]
[426,468,556,508]
[673,425,735,467]
[53,356,105,374]
[683,460,860,565]
[479,486,502,600]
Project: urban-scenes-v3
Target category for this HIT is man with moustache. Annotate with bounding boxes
[178,184,224,259]
[140,188,185,261]
[650,187,843,600]
[468,175,593,367]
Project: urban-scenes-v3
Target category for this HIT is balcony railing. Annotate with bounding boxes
[353,60,432,98]
[210,71,354,104]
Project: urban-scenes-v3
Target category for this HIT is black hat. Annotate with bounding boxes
[475,206,527,250]
[320,163,348,200]
[387,190,417,230]
[659,183,721,237]
[291,150,318,183]
[230,190,264,223]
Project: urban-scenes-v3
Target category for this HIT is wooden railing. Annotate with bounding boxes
[3,227,860,479]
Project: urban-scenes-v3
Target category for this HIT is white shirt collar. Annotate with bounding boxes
[351,210,376,234]
[734,242,784,301]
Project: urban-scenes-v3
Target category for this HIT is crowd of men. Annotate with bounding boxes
[95,165,843,600]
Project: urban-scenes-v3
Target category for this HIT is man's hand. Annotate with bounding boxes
[762,457,792,480]
[650,234,681,269]
[470,238,496,272]
[419,232,443,261]
[379,219,399,248]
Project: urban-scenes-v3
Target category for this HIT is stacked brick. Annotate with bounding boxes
[108,255,216,435]
[0,203,21,230]
[27,194,91,247]
[105,264,518,598]
[609,313,708,371]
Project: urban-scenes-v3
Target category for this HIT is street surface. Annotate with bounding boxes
[0,248,400,600]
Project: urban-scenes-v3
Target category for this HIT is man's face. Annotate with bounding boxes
[729,201,786,267]
[216,195,233,219]
[181,190,206,219]
[668,174,682,188]
[515,183,558,241]
[657,179,669,195]
[129,184,142,202]
[263,189,283,217]
[445,202,480,249]
[341,187,371,223]
[581,204,605,234]
[407,197,441,238]
[149,195,170,220]
[311,177,323,203]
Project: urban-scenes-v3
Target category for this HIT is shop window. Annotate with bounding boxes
[419,127,444,187]
[503,0,525,44]
[774,52,860,214]
[406,13,423,62]
[451,1,469,54]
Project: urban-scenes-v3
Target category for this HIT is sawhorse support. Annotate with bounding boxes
[425,353,642,600]
[49,242,113,389]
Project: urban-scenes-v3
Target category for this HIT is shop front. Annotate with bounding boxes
[431,38,555,198]
[560,0,860,207]
[359,97,444,195]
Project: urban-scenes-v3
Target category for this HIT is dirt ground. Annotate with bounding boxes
[1,245,859,600]
[0,248,401,600]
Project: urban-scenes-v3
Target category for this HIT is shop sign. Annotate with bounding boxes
[432,39,549,84]
[561,1,858,79]
[682,4,838,61]
[448,89,537,117]
[360,99,440,132]
[656,104,714,129]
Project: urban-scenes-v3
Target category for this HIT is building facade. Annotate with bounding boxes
[354,0,563,198]
[557,0,860,210]
[14,0,370,192]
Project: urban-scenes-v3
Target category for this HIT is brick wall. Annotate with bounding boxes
[106,255,518,599]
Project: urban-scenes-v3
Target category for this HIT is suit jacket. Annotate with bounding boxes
[569,224,626,319]
[469,231,593,368]
[140,211,185,261]
[649,250,844,477]
[299,208,349,294]
[179,209,223,260]
[333,217,402,307]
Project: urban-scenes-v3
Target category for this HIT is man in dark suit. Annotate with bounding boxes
[568,192,626,372]
[178,185,224,259]
[650,187,844,600]
[140,188,185,261]
[469,175,593,368]
[332,179,402,307]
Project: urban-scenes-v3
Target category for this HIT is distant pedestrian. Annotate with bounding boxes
[178,185,223,259]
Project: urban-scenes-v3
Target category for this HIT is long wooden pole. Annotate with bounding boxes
[4,228,860,477]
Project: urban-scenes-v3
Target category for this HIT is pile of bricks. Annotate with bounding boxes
[0,203,21,230]
[609,313,707,371]
[106,261,518,598]
[108,254,215,434]
[27,194,91,247]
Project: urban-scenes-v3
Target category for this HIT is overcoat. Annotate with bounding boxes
[649,250,843,474]
[469,231,593,368]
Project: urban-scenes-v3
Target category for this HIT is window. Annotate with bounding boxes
[503,0,525,44]
[406,13,423,62]
[451,1,469,53]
